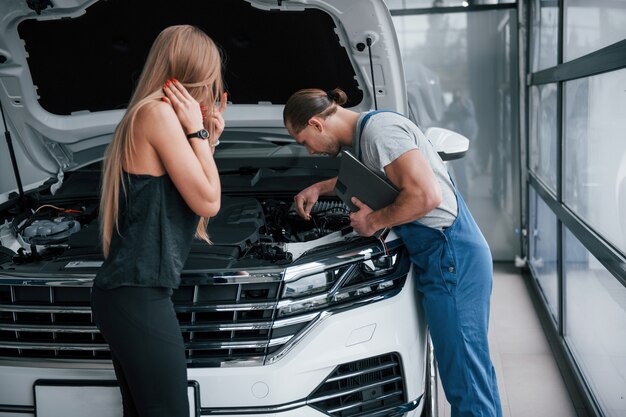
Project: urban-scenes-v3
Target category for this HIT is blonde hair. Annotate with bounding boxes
[100,25,224,257]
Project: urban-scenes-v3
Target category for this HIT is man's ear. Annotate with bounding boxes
[308,117,324,133]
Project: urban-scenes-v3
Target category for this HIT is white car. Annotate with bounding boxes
[0,0,467,415]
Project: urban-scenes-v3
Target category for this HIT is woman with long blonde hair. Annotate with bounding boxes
[91,25,225,417]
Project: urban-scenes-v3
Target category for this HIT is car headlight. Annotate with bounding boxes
[282,271,335,299]
[277,247,408,317]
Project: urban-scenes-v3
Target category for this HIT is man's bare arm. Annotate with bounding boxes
[352,150,441,235]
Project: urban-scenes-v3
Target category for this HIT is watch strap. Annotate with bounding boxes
[186,129,209,140]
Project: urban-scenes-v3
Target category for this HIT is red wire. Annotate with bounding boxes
[379,234,389,256]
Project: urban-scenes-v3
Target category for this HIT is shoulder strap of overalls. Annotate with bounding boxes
[357,109,403,159]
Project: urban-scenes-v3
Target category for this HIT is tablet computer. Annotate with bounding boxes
[334,150,399,212]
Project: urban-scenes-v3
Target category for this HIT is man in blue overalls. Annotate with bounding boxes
[283,88,502,417]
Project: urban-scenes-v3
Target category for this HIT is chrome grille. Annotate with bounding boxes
[0,245,408,366]
[0,275,314,366]
[308,353,406,417]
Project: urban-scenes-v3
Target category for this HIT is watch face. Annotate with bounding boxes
[199,129,209,139]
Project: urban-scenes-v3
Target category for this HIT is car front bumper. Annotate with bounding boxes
[0,266,426,417]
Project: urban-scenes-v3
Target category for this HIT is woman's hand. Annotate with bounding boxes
[162,79,204,135]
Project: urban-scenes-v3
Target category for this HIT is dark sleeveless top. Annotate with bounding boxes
[94,173,199,289]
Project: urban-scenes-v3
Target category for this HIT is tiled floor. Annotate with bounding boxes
[435,263,584,417]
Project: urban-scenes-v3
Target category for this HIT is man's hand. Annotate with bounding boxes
[349,197,376,236]
[294,185,321,220]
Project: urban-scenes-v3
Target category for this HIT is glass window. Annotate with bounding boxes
[565,0,626,62]
[385,0,514,9]
[530,0,559,72]
[564,228,626,417]
[563,69,626,255]
[529,83,558,193]
[529,187,559,320]
[392,9,520,260]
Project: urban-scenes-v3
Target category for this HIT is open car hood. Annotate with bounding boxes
[0,0,406,175]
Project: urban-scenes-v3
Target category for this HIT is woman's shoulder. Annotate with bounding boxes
[128,99,181,173]
[133,100,181,144]
[136,100,176,125]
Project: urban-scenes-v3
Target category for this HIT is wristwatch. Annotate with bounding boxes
[186,129,209,140]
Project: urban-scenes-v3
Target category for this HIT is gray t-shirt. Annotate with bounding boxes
[353,111,457,229]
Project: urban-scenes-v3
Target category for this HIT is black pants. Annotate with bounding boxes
[91,285,189,417]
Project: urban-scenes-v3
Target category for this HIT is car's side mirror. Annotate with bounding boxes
[426,127,470,161]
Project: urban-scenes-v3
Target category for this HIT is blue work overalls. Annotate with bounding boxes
[358,111,502,417]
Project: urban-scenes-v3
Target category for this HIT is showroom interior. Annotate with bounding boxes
[0,1,625,416]
[386,1,625,415]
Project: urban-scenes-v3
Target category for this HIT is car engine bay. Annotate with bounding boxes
[0,174,355,271]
